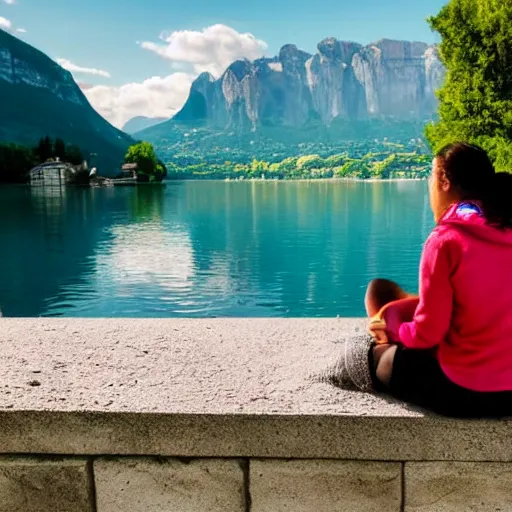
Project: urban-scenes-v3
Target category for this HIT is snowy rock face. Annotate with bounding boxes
[176,38,445,130]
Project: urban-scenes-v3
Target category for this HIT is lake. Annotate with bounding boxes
[0,181,433,318]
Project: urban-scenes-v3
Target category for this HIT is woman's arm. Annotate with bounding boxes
[398,234,455,349]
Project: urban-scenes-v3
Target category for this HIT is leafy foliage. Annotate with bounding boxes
[426,0,512,170]
[139,118,430,167]
[165,141,432,181]
[124,142,166,182]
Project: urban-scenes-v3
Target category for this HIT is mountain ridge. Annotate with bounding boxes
[122,116,167,135]
[169,37,444,131]
[0,29,133,173]
[136,37,444,160]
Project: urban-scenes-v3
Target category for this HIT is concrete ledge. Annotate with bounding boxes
[1,318,512,461]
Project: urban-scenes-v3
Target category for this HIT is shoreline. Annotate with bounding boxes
[208,177,424,183]
[0,177,426,187]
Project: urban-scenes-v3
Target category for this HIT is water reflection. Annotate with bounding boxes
[0,181,433,317]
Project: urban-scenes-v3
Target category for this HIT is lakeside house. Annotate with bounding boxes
[120,163,138,179]
[113,163,139,185]
[29,159,89,187]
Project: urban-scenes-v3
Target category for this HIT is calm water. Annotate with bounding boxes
[0,181,433,318]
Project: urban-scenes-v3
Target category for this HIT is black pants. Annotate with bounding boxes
[383,345,512,418]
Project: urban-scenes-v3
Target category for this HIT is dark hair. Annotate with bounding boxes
[436,142,512,229]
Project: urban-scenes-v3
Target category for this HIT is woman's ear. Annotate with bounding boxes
[439,171,451,192]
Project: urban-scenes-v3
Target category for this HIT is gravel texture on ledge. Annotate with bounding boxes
[0,318,413,416]
[1,318,511,461]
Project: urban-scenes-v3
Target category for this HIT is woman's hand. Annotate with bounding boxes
[368,297,419,344]
[368,319,389,344]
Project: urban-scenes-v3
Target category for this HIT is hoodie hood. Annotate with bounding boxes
[439,201,512,247]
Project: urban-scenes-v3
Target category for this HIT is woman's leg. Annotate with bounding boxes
[364,279,410,317]
[365,279,412,387]
[372,345,398,386]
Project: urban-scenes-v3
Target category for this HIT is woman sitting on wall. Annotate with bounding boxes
[344,142,512,417]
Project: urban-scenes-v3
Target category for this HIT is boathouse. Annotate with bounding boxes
[29,160,71,187]
[120,163,138,178]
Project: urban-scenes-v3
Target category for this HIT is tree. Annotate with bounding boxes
[268,163,281,176]
[250,159,269,174]
[325,154,347,168]
[0,143,37,183]
[372,154,397,179]
[125,141,164,181]
[66,145,84,165]
[279,157,298,172]
[54,138,66,160]
[296,154,324,171]
[35,136,53,162]
[426,0,512,170]
[336,160,359,178]
[156,159,167,179]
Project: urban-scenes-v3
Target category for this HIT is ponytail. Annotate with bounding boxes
[436,142,512,229]
[482,172,512,229]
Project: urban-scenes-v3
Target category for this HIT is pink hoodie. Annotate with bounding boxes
[397,202,512,392]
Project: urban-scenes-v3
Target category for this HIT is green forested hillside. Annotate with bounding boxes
[0,29,133,174]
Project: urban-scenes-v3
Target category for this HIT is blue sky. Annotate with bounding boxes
[1,0,446,127]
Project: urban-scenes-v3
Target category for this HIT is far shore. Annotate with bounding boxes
[0,177,427,187]
[212,177,425,183]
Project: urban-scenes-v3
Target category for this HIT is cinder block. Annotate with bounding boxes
[94,458,245,512]
[251,459,401,511]
[0,458,92,512]
[405,462,512,511]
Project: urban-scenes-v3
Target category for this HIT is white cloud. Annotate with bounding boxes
[83,24,267,129]
[83,72,193,129]
[56,58,111,78]
[2,0,16,5]
[0,16,24,35]
[141,23,267,76]
[0,17,12,31]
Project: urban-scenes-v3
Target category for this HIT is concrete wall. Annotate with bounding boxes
[2,457,512,511]
[1,319,511,511]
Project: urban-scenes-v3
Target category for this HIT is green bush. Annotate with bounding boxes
[426,0,512,171]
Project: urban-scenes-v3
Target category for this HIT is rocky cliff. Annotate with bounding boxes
[174,38,444,131]
[0,29,132,172]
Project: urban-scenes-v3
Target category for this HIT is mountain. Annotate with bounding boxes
[176,38,444,129]
[0,29,133,173]
[138,38,444,160]
[122,116,167,135]
[143,38,443,134]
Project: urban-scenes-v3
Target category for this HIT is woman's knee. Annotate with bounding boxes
[375,345,398,386]
[365,279,407,317]
[365,279,385,316]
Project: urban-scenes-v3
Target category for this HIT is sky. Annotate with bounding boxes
[1,0,446,128]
